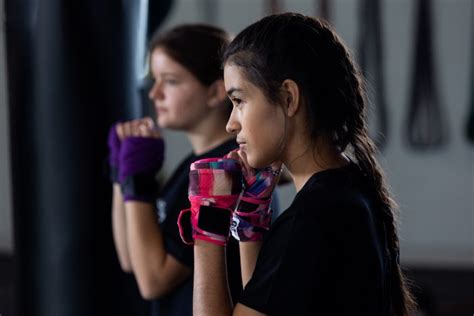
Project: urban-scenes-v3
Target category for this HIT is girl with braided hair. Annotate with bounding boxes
[187,13,416,316]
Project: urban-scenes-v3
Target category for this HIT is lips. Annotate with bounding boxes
[155,106,168,114]
[238,141,247,150]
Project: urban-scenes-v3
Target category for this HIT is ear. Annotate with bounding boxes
[207,80,228,108]
[281,79,300,117]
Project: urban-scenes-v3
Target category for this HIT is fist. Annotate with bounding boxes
[116,117,161,140]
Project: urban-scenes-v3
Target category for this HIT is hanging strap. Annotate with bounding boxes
[316,0,330,21]
[465,3,474,144]
[405,0,448,150]
[265,0,282,15]
[358,0,389,152]
[202,0,218,25]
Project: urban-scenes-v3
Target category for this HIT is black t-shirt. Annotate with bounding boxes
[239,162,391,315]
[151,139,242,316]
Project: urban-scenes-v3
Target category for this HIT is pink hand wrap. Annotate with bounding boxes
[231,166,280,242]
[177,158,243,246]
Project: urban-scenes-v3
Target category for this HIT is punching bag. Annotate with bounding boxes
[5,0,171,315]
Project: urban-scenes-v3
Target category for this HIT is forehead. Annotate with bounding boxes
[150,48,185,73]
[223,64,251,92]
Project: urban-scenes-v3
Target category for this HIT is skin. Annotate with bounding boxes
[149,49,211,131]
[149,48,232,155]
[192,63,350,316]
[225,71,287,169]
[111,48,233,299]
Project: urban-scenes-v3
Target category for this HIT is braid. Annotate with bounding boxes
[314,19,416,315]
[337,36,417,315]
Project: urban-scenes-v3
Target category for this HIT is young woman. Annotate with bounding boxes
[187,13,417,316]
[108,24,243,316]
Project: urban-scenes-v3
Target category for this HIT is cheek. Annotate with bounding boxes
[168,93,190,118]
[163,87,207,128]
[245,108,285,168]
[157,92,184,127]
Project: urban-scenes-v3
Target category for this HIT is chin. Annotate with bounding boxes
[247,153,272,169]
[157,117,179,129]
[247,145,282,169]
[157,117,168,128]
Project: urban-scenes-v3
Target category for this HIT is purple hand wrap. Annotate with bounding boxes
[107,124,121,183]
[119,136,165,203]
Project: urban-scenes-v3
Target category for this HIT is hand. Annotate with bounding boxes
[226,150,282,199]
[226,150,282,242]
[115,117,161,140]
[115,118,165,203]
[177,157,243,247]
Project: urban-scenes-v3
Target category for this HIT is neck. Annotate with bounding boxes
[186,118,234,156]
[283,136,349,192]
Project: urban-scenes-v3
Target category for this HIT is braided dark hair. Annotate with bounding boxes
[223,13,416,315]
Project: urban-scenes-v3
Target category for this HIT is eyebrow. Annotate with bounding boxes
[148,72,178,79]
[160,72,179,77]
[227,87,244,96]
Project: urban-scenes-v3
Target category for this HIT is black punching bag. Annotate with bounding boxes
[6,0,171,315]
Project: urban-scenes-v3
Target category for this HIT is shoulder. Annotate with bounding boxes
[296,165,376,222]
[268,168,380,253]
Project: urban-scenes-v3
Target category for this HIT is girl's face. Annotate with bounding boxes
[148,48,210,130]
[224,64,286,168]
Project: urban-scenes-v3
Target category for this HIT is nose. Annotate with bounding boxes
[226,107,241,134]
[148,80,164,101]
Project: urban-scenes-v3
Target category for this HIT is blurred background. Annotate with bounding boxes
[0,0,472,315]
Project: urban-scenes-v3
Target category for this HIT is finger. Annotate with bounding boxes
[224,149,240,160]
[122,121,133,138]
[148,117,162,138]
[141,118,161,138]
[139,124,152,137]
[130,119,143,137]
[116,123,125,140]
[142,117,155,129]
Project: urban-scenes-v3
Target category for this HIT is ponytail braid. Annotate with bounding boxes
[343,43,417,316]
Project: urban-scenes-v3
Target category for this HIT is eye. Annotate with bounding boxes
[231,97,242,107]
[165,78,179,85]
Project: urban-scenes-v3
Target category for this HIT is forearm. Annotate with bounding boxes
[239,241,262,287]
[193,240,233,316]
[111,184,132,272]
[124,201,168,296]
